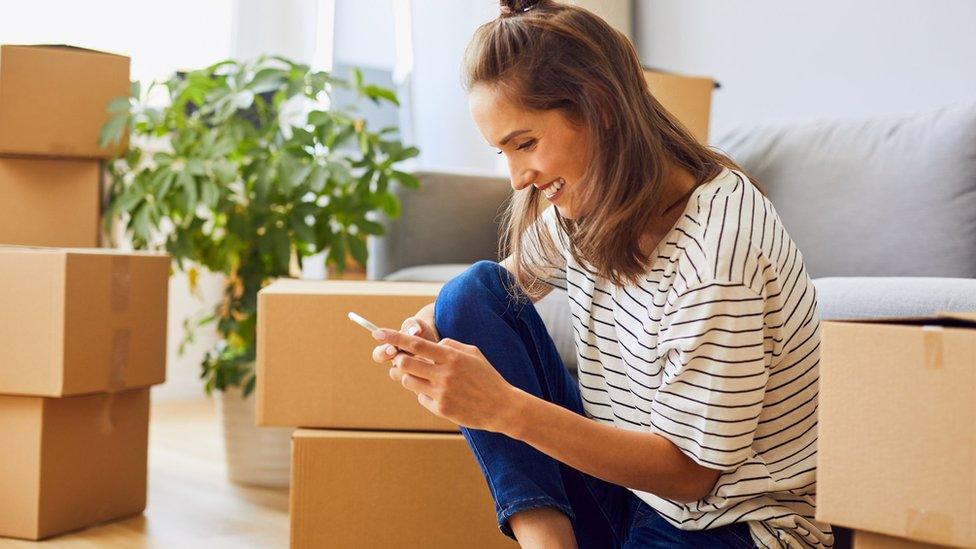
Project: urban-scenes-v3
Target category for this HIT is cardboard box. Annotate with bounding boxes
[0,388,150,540]
[257,279,456,431]
[291,429,516,549]
[853,530,954,549]
[0,157,100,247]
[0,247,170,396]
[643,68,715,143]
[0,44,129,158]
[817,311,976,548]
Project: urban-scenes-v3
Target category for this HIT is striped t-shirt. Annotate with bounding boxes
[535,167,833,548]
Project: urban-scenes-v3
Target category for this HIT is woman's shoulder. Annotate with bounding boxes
[671,168,774,295]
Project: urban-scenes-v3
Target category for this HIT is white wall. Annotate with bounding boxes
[0,0,234,85]
[333,0,396,69]
[633,0,976,141]
[232,0,321,64]
[407,0,500,173]
[407,0,635,175]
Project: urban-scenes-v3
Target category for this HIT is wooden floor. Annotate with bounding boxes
[1,398,290,548]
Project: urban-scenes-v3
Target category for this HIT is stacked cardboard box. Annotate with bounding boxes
[0,46,172,541]
[0,248,169,540]
[257,280,516,548]
[817,312,976,549]
[643,68,715,144]
[0,44,129,247]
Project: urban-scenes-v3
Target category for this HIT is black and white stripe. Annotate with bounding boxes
[536,168,833,549]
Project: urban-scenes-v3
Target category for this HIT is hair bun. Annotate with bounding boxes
[499,0,541,16]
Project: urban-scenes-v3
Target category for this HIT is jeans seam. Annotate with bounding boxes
[463,430,503,513]
[577,475,625,546]
[498,496,576,539]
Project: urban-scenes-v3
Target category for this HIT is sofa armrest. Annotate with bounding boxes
[367,171,512,280]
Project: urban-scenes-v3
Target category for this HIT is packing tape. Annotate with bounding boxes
[109,329,131,389]
[921,326,943,369]
[98,391,117,435]
[110,255,131,313]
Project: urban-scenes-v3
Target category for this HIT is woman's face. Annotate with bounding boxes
[469,84,591,220]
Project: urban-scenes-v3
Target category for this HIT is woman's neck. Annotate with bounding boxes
[639,166,699,257]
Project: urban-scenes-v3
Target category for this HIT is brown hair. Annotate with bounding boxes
[463,0,764,300]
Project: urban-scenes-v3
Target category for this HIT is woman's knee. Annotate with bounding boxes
[435,260,514,338]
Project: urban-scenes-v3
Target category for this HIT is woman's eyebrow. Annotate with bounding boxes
[495,129,531,147]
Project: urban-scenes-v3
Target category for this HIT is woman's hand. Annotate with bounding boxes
[371,328,522,433]
[370,302,439,363]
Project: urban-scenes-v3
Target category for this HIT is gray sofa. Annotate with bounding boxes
[367,102,976,372]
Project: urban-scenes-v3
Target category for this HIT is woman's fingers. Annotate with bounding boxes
[371,343,399,363]
[393,352,437,381]
[400,317,423,337]
[401,316,439,343]
[372,329,450,363]
[389,367,433,395]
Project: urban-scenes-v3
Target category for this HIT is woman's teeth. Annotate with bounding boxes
[544,178,564,199]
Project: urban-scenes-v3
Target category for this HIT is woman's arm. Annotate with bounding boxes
[501,387,721,503]
[374,328,721,503]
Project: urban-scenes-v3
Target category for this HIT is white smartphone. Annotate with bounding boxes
[348,311,410,355]
[347,311,380,333]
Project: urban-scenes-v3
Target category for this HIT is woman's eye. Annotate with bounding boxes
[495,139,536,155]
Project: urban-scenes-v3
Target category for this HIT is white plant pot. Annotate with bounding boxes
[215,384,292,488]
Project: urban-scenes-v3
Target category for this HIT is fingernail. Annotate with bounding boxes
[372,329,387,340]
[385,344,396,356]
[407,324,420,335]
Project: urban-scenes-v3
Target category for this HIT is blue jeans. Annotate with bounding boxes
[434,261,756,548]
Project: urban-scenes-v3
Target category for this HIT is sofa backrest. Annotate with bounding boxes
[716,102,976,279]
[367,171,511,281]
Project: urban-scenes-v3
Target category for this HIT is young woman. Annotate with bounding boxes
[370,1,832,547]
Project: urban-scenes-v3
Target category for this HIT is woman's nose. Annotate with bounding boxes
[510,169,537,191]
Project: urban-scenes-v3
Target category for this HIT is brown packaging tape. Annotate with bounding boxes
[97,392,117,435]
[109,256,132,388]
[110,329,130,389]
[921,326,943,369]
[110,255,131,313]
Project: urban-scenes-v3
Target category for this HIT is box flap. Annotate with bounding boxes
[261,278,442,296]
[0,246,167,259]
[642,65,721,89]
[825,311,976,329]
[293,428,461,441]
[938,311,976,324]
[2,44,128,59]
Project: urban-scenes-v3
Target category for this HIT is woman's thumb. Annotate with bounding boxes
[403,317,437,341]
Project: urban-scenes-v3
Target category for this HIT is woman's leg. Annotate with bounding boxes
[434,261,638,548]
[624,502,756,548]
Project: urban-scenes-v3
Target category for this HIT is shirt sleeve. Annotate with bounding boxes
[651,280,769,471]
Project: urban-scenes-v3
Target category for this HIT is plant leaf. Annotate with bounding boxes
[362,84,400,106]
[345,232,368,265]
[390,170,420,190]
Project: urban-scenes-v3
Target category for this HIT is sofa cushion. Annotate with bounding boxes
[384,264,578,372]
[366,171,511,281]
[813,276,976,320]
[717,102,976,279]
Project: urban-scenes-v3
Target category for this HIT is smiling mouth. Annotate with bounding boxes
[541,178,565,201]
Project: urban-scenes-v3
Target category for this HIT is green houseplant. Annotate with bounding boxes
[100,56,419,399]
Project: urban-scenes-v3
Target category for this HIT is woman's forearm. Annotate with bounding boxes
[499,387,720,503]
